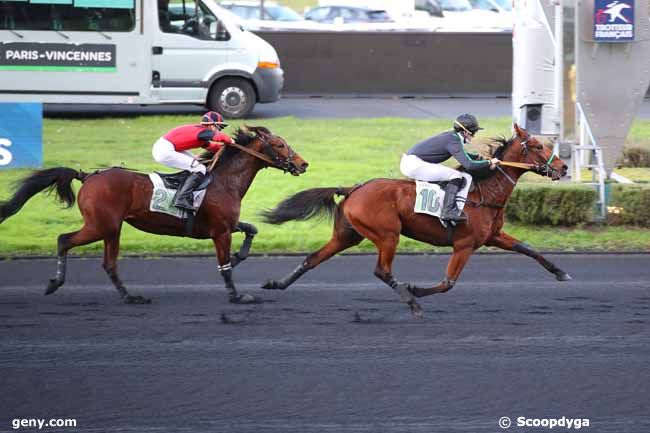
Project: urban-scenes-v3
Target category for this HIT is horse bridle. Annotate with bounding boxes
[261,136,297,173]
[519,137,559,178]
[471,136,559,208]
[226,134,297,174]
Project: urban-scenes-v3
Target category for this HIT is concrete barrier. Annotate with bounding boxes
[256,31,513,96]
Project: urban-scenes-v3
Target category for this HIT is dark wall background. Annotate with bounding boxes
[256,31,513,96]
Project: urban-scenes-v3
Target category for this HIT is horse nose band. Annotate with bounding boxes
[521,139,560,178]
[264,140,300,174]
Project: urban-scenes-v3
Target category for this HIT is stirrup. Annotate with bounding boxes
[441,211,467,223]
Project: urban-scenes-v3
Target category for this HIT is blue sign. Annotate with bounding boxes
[0,103,43,169]
[594,0,634,42]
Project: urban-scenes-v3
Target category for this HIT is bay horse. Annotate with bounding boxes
[261,124,570,316]
[0,126,308,304]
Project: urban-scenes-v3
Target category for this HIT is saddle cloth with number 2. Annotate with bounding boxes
[147,173,207,219]
[413,172,472,219]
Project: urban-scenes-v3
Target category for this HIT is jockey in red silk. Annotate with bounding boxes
[152,111,233,211]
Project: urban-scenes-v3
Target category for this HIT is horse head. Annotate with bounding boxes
[237,126,308,176]
[502,124,568,181]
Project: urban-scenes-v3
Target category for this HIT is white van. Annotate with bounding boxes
[0,0,283,118]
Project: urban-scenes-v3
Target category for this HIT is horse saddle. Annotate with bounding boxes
[156,171,213,191]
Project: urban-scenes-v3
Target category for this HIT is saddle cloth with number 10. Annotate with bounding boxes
[413,172,472,220]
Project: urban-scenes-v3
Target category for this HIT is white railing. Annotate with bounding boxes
[573,102,607,219]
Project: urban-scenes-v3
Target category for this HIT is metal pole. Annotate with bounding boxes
[554,0,563,157]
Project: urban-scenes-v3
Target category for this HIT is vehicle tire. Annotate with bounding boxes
[208,78,256,119]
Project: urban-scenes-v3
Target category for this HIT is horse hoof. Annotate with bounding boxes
[409,301,424,318]
[261,280,283,290]
[123,295,152,304]
[44,279,61,296]
[230,294,260,304]
[556,272,572,282]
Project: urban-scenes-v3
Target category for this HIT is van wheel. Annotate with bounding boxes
[208,78,256,119]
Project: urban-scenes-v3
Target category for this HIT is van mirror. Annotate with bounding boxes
[210,20,229,41]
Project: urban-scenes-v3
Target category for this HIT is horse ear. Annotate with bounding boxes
[241,125,255,138]
[513,123,525,137]
[256,127,271,139]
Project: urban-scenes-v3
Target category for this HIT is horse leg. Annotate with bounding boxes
[262,221,363,290]
[45,226,103,295]
[370,234,423,317]
[342,210,422,316]
[409,244,474,298]
[213,232,257,304]
[230,221,257,268]
[103,229,151,304]
[486,231,572,281]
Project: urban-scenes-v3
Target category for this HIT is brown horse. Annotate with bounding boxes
[0,126,308,304]
[261,124,570,316]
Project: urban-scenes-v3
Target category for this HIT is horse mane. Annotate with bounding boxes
[490,135,515,160]
[199,126,271,165]
[458,135,515,181]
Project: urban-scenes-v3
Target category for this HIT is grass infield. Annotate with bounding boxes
[0,115,649,256]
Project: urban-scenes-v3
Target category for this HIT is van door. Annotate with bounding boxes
[152,0,234,103]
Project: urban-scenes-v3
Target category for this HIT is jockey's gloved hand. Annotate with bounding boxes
[213,132,233,144]
[489,158,501,170]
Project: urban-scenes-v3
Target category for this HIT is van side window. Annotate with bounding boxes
[0,1,135,32]
[159,0,230,41]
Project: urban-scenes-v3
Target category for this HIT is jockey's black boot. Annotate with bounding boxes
[441,178,467,223]
[173,172,204,211]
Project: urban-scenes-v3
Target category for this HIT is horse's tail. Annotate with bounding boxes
[0,167,88,224]
[261,187,353,225]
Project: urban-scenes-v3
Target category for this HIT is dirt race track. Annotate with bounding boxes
[0,254,649,432]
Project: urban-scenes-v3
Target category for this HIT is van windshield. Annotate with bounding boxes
[493,0,512,11]
[265,5,303,21]
[0,1,135,32]
[439,0,472,12]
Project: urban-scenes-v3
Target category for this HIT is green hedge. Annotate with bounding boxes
[607,184,650,226]
[619,147,650,168]
[506,184,597,226]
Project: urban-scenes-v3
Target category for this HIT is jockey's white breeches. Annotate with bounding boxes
[399,154,462,182]
[152,137,206,174]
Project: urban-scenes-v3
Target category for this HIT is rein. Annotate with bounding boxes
[227,141,277,166]
[203,137,290,172]
[499,161,535,170]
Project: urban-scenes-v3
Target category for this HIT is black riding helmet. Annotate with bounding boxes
[453,113,483,136]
